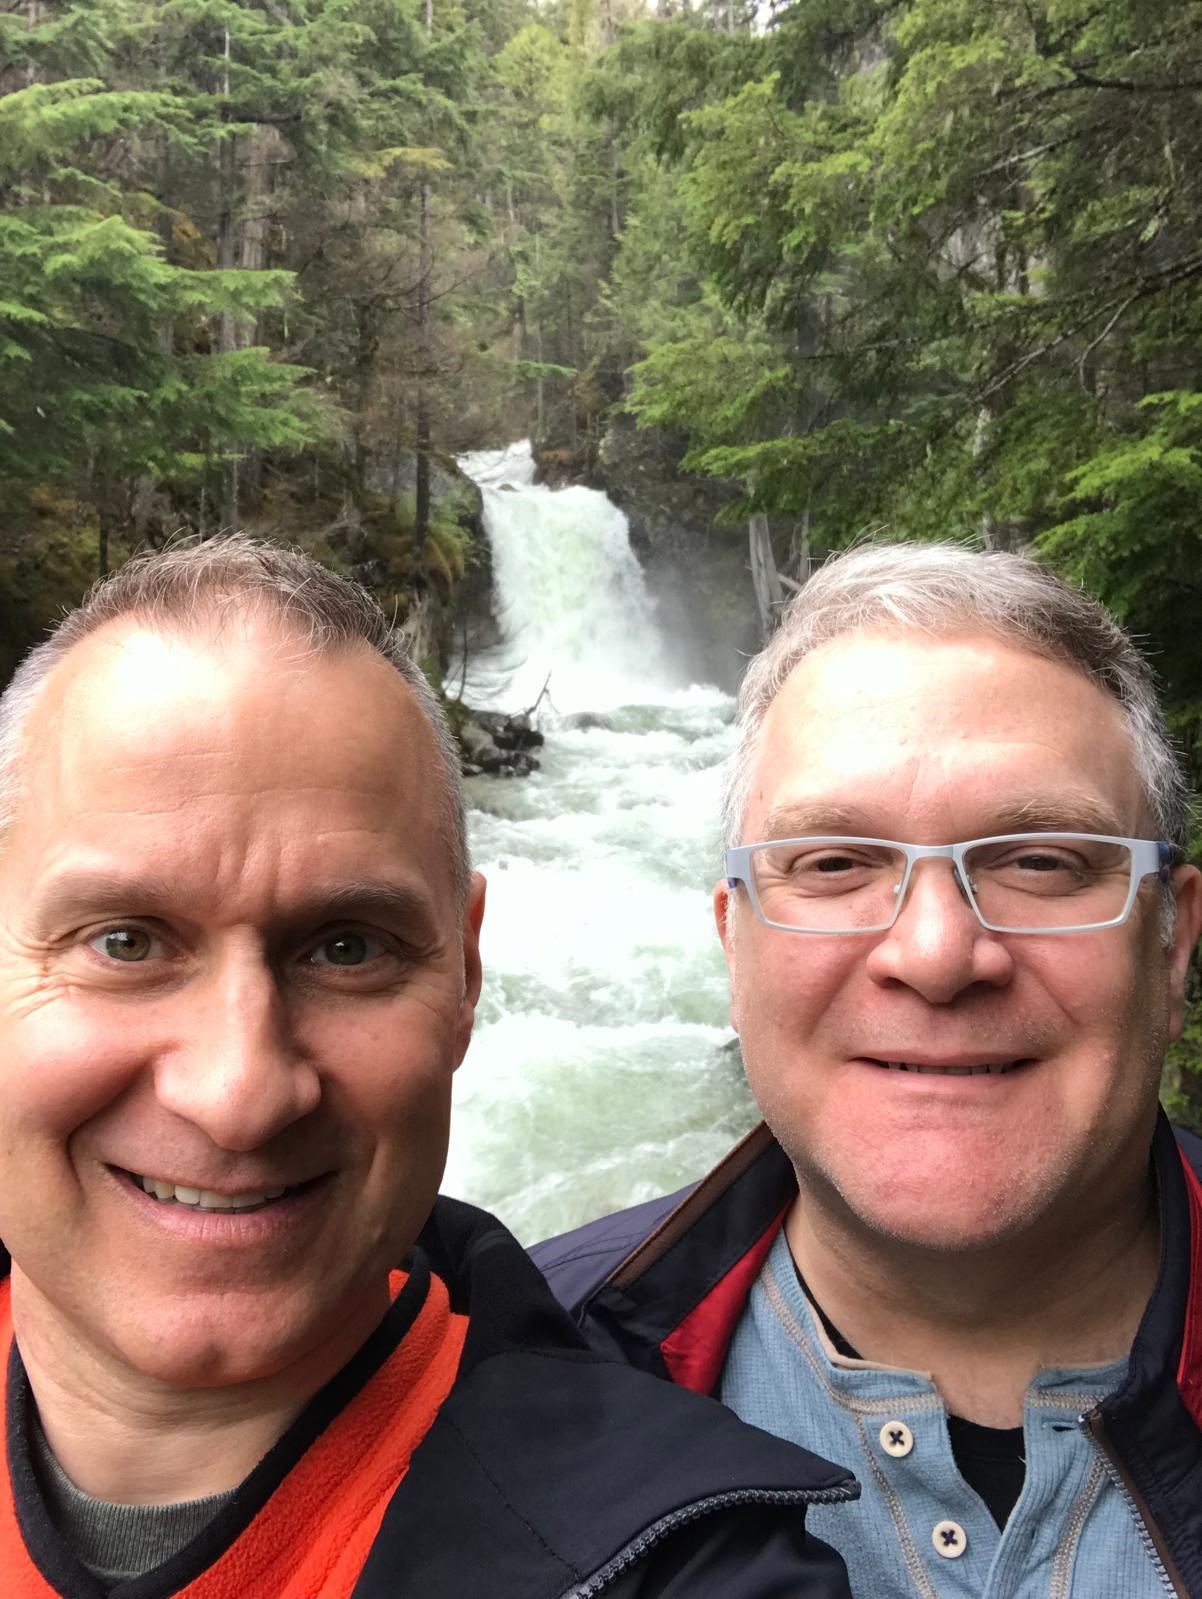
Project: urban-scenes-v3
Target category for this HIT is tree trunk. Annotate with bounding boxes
[354,299,379,496]
[414,0,434,562]
[608,137,621,241]
[217,26,239,529]
[217,28,237,357]
[25,1,39,88]
[415,177,431,558]
[749,511,783,642]
[224,455,240,533]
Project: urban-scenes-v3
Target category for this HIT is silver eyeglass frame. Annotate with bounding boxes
[722,834,1177,935]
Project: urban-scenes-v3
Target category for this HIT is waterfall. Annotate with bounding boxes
[444,442,757,1244]
[455,440,671,712]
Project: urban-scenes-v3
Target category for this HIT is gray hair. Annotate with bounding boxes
[0,535,471,912]
[722,542,1191,858]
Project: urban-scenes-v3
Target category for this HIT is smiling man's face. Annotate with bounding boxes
[716,629,1201,1253]
[0,620,483,1390]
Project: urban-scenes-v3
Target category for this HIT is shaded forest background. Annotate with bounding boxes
[5,0,1202,1115]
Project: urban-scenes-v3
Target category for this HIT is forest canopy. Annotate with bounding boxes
[5,2,1200,688]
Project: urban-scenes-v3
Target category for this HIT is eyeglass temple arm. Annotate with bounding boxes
[1158,841,1183,879]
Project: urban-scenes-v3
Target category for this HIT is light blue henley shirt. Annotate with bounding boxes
[719,1228,1169,1599]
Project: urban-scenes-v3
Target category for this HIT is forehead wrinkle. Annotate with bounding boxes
[26,860,441,942]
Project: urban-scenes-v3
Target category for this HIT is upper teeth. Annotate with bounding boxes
[881,1061,1017,1075]
[138,1176,287,1211]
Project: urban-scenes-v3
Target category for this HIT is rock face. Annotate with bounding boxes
[456,709,543,778]
[586,419,761,694]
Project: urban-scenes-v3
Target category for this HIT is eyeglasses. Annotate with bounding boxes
[723,834,1178,935]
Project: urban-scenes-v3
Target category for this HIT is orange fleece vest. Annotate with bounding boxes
[0,1271,467,1599]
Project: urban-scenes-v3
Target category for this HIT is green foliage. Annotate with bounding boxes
[589,0,1202,592]
[356,488,477,600]
[0,512,99,685]
[0,6,334,554]
[0,0,511,649]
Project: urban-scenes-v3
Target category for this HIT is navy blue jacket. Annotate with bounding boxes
[532,1116,1202,1597]
[363,1197,858,1598]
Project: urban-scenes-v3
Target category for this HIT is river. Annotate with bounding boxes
[442,443,757,1245]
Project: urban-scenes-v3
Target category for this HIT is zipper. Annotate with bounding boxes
[558,1483,857,1599]
[1080,1406,1184,1598]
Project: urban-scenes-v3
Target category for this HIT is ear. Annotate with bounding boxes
[713,877,732,951]
[1166,865,1202,1041]
[453,872,487,1067]
[713,877,740,1030]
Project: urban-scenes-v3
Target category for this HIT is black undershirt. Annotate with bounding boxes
[796,1267,1026,1530]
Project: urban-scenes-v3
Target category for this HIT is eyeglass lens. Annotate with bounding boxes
[747,836,1136,932]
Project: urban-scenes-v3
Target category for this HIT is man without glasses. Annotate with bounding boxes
[0,538,856,1598]
[536,542,1202,1598]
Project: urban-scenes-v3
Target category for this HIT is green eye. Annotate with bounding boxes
[311,932,382,967]
[93,928,154,962]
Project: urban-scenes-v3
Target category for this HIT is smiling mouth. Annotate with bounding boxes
[866,1059,1030,1076]
[118,1169,315,1213]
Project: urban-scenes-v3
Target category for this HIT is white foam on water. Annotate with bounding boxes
[444,1016,756,1245]
[446,444,756,1243]
[457,440,677,712]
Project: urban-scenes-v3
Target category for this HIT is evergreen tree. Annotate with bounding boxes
[0,2,326,568]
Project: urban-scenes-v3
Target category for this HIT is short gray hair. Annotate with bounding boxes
[0,535,471,911]
[722,542,1191,855]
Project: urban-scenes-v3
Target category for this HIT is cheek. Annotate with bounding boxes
[340,1037,454,1256]
[731,939,858,1114]
[312,1001,458,1138]
[0,991,145,1143]
[1027,933,1156,1040]
[732,932,857,1040]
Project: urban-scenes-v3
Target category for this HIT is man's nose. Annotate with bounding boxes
[864,859,1014,1001]
[153,958,321,1151]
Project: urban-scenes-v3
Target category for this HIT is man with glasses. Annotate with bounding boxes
[534,542,1202,1598]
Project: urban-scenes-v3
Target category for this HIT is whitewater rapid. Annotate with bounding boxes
[442,444,757,1243]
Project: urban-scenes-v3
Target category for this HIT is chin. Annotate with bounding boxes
[850,1166,1060,1255]
[856,1204,1029,1255]
[108,1291,336,1390]
[801,1142,1051,1256]
[118,1327,300,1389]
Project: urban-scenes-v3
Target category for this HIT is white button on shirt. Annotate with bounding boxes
[718,1228,1165,1599]
[933,1519,968,1558]
[880,1420,914,1457]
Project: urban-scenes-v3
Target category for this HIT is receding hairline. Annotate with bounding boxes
[752,608,1144,709]
[51,601,409,675]
[2,606,464,872]
[758,614,1145,700]
[729,612,1171,842]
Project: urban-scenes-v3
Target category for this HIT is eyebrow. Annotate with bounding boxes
[290,881,441,937]
[32,872,178,931]
[995,797,1129,836]
[755,803,878,840]
[753,794,1130,844]
[30,872,442,940]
